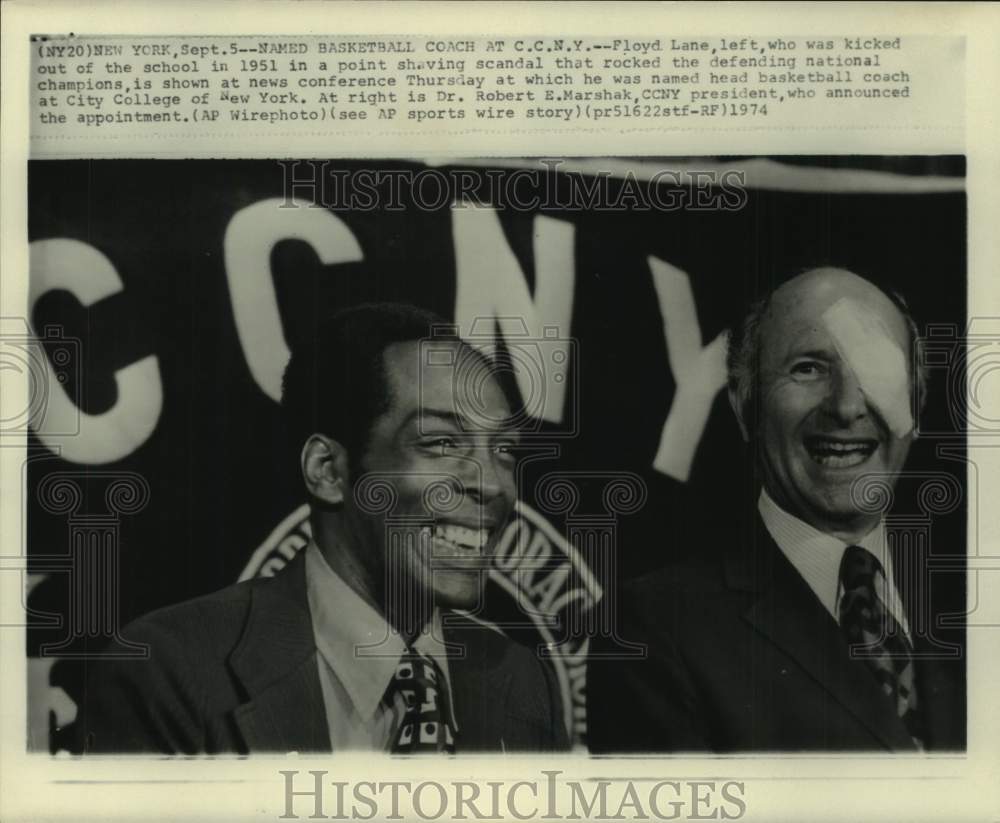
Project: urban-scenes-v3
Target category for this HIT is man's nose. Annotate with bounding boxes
[460,450,510,506]
[822,366,868,425]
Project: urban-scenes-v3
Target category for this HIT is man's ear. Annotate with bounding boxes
[301,434,350,506]
[728,385,750,443]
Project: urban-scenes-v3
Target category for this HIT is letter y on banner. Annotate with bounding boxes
[649,256,727,482]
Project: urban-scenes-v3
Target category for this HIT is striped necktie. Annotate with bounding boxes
[838,544,924,748]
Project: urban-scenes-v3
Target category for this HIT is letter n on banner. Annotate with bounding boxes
[452,202,574,425]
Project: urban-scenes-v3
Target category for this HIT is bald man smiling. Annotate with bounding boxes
[588,268,965,753]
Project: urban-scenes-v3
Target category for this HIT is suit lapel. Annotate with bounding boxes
[731,520,918,751]
[228,551,331,753]
[442,615,510,751]
[231,655,329,753]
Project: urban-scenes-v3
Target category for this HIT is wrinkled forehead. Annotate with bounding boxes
[760,271,910,365]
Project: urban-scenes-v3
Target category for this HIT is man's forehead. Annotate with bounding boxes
[761,269,909,359]
[381,339,512,424]
[416,406,520,436]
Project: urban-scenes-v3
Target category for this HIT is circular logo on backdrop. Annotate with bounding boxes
[240,501,599,747]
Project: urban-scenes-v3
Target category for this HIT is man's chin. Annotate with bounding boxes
[432,571,488,611]
[803,494,883,534]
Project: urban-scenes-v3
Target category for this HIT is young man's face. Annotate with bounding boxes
[349,340,518,617]
[754,269,915,537]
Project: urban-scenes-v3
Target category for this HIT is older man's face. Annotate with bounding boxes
[755,269,915,536]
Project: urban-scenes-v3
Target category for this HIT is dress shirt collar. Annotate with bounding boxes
[304,542,455,725]
[757,487,895,622]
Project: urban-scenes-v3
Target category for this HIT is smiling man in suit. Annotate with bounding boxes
[588,267,964,753]
[78,303,568,754]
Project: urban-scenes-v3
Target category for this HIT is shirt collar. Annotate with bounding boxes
[304,542,455,724]
[757,488,890,619]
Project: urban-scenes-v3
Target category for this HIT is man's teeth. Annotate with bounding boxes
[807,439,875,467]
[420,524,491,553]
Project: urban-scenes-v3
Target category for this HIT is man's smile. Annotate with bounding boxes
[420,522,495,560]
[803,435,878,469]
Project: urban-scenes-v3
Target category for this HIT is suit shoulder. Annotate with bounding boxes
[120,576,261,648]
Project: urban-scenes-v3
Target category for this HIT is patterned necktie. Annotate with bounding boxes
[385,648,457,754]
[838,545,924,748]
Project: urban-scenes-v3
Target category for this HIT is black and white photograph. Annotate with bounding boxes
[3,4,999,822]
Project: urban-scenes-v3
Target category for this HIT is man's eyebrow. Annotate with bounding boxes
[412,408,468,429]
[782,347,835,363]
[406,408,522,436]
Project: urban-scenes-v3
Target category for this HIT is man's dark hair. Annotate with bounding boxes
[281,302,461,472]
[726,270,928,433]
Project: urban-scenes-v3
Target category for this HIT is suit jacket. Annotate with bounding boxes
[76,551,569,754]
[587,517,965,753]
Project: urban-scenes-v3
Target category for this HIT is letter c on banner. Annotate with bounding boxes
[223,198,364,402]
[29,238,163,464]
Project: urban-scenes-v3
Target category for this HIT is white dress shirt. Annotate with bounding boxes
[757,489,910,636]
[304,542,458,750]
